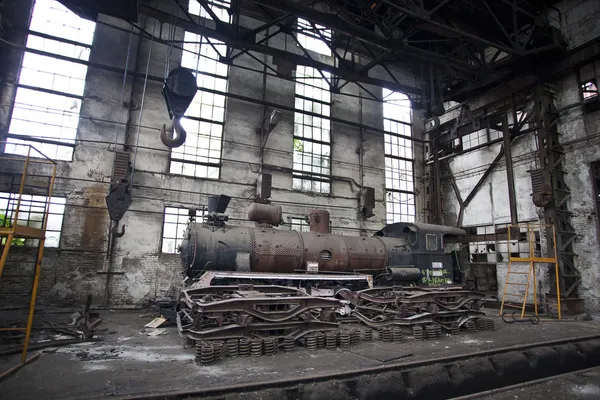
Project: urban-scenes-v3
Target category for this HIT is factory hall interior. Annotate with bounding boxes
[4,0,600,398]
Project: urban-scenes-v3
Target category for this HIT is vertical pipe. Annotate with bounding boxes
[358,80,365,230]
[502,114,518,224]
[432,139,442,225]
[130,18,157,186]
[259,28,270,171]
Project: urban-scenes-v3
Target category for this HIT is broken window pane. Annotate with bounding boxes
[582,80,599,100]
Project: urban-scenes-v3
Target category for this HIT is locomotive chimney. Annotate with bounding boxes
[308,210,330,234]
[207,195,231,214]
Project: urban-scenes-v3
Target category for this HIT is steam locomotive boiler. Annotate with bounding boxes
[180,195,467,287]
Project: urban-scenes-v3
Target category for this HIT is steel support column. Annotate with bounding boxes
[424,137,443,225]
[433,141,443,225]
[502,114,518,224]
[533,84,581,302]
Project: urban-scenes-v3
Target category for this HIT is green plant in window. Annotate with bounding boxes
[293,139,304,152]
[0,213,25,246]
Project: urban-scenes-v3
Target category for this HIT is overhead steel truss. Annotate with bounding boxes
[138,0,566,104]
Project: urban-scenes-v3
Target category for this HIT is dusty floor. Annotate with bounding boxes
[475,366,600,400]
[1,310,599,400]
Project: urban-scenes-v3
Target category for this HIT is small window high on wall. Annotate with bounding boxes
[383,89,415,223]
[296,18,332,56]
[170,0,230,178]
[6,0,95,161]
[580,61,599,101]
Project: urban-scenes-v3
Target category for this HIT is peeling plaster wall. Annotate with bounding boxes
[440,0,600,311]
[555,71,600,311]
[0,3,424,307]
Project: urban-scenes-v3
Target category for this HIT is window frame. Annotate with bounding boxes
[288,216,310,232]
[169,1,230,179]
[426,234,438,251]
[0,192,66,248]
[582,79,599,101]
[292,65,332,194]
[383,89,415,224]
[6,0,95,161]
[161,206,205,254]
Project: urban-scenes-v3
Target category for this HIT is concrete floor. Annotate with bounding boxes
[475,366,600,400]
[1,310,599,400]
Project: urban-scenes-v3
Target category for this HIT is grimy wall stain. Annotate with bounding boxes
[0,2,424,307]
[437,0,600,311]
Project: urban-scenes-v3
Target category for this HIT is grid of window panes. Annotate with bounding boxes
[6,0,95,161]
[468,225,499,263]
[0,193,66,248]
[297,18,332,56]
[289,217,310,232]
[385,191,415,224]
[462,129,489,150]
[162,207,204,254]
[467,223,537,263]
[170,1,230,178]
[293,66,331,194]
[383,89,415,223]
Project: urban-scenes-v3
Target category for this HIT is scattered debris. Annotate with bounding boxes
[146,328,168,337]
[573,313,593,321]
[0,338,101,356]
[145,316,167,329]
[71,294,103,338]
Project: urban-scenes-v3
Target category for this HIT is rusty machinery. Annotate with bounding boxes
[179,195,467,285]
[176,196,487,345]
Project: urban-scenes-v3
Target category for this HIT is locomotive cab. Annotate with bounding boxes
[375,223,467,286]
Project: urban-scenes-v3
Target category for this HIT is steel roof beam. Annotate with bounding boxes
[139,4,422,95]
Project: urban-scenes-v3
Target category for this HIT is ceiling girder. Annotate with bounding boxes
[139,3,422,95]
[255,0,477,73]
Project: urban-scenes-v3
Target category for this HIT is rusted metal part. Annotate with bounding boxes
[247,203,282,226]
[181,223,403,278]
[191,271,374,290]
[178,285,341,341]
[184,321,339,341]
[351,310,484,330]
[178,283,488,341]
[307,210,330,233]
[338,286,485,331]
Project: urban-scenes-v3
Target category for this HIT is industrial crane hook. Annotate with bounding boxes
[160,116,187,148]
[160,67,196,148]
